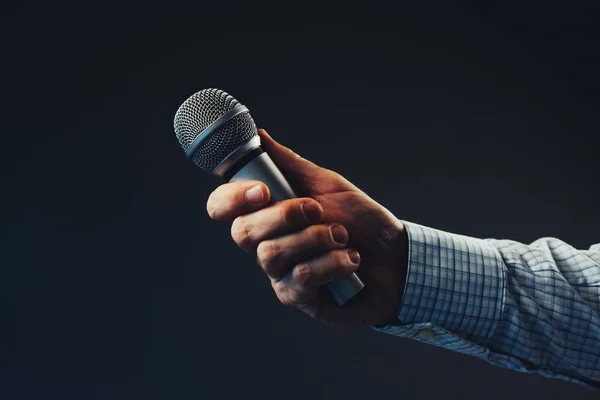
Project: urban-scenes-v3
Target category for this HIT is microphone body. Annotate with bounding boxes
[173,89,364,305]
[226,142,365,306]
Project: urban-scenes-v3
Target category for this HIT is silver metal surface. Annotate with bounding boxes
[213,135,261,177]
[185,104,249,159]
[229,152,298,201]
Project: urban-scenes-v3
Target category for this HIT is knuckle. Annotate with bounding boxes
[286,290,302,305]
[336,250,350,266]
[230,217,253,249]
[274,284,293,306]
[256,240,280,274]
[279,292,294,306]
[325,251,344,271]
[278,201,295,226]
[304,224,320,244]
[317,225,332,246]
[293,263,313,284]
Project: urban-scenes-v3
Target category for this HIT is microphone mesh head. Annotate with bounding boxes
[173,88,257,172]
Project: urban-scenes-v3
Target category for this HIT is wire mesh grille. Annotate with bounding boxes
[173,88,257,171]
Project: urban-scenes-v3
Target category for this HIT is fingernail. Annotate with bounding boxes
[245,185,264,205]
[347,250,360,265]
[301,202,321,223]
[330,225,348,244]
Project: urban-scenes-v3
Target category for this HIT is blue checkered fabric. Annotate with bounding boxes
[373,220,600,389]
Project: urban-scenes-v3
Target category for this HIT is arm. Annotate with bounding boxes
[374,220,600,389]
[206,128,599,388]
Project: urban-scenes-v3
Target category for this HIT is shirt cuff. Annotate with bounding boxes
[375,220,506,344]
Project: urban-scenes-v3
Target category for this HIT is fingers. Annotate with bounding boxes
[256,223,349,281]
[230,198,323,252]
[206,180,271,221]
[272,249,361,307]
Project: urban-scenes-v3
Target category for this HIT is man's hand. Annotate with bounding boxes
[206,129,408,327]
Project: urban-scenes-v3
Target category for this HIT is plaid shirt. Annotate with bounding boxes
[373,220,600,389]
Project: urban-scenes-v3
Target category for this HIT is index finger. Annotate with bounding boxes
[206,180,271,221]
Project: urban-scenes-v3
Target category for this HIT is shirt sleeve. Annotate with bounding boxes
[372,220,600,389]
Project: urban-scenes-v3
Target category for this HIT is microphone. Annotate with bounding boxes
[173,88,364,305]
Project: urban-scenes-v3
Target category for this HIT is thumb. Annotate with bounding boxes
[257,128,325,187]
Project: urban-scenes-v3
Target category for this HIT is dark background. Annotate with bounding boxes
[2,0,599,398]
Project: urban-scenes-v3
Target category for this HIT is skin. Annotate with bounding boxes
[206,129,409,328]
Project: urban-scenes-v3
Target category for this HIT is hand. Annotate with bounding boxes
[206,129,408,327]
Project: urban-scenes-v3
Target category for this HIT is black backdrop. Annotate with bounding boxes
[2,1,599,399]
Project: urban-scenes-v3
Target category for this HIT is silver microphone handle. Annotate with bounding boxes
[229,151,365,305]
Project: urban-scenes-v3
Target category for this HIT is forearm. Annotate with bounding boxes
[374,220,600,389]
